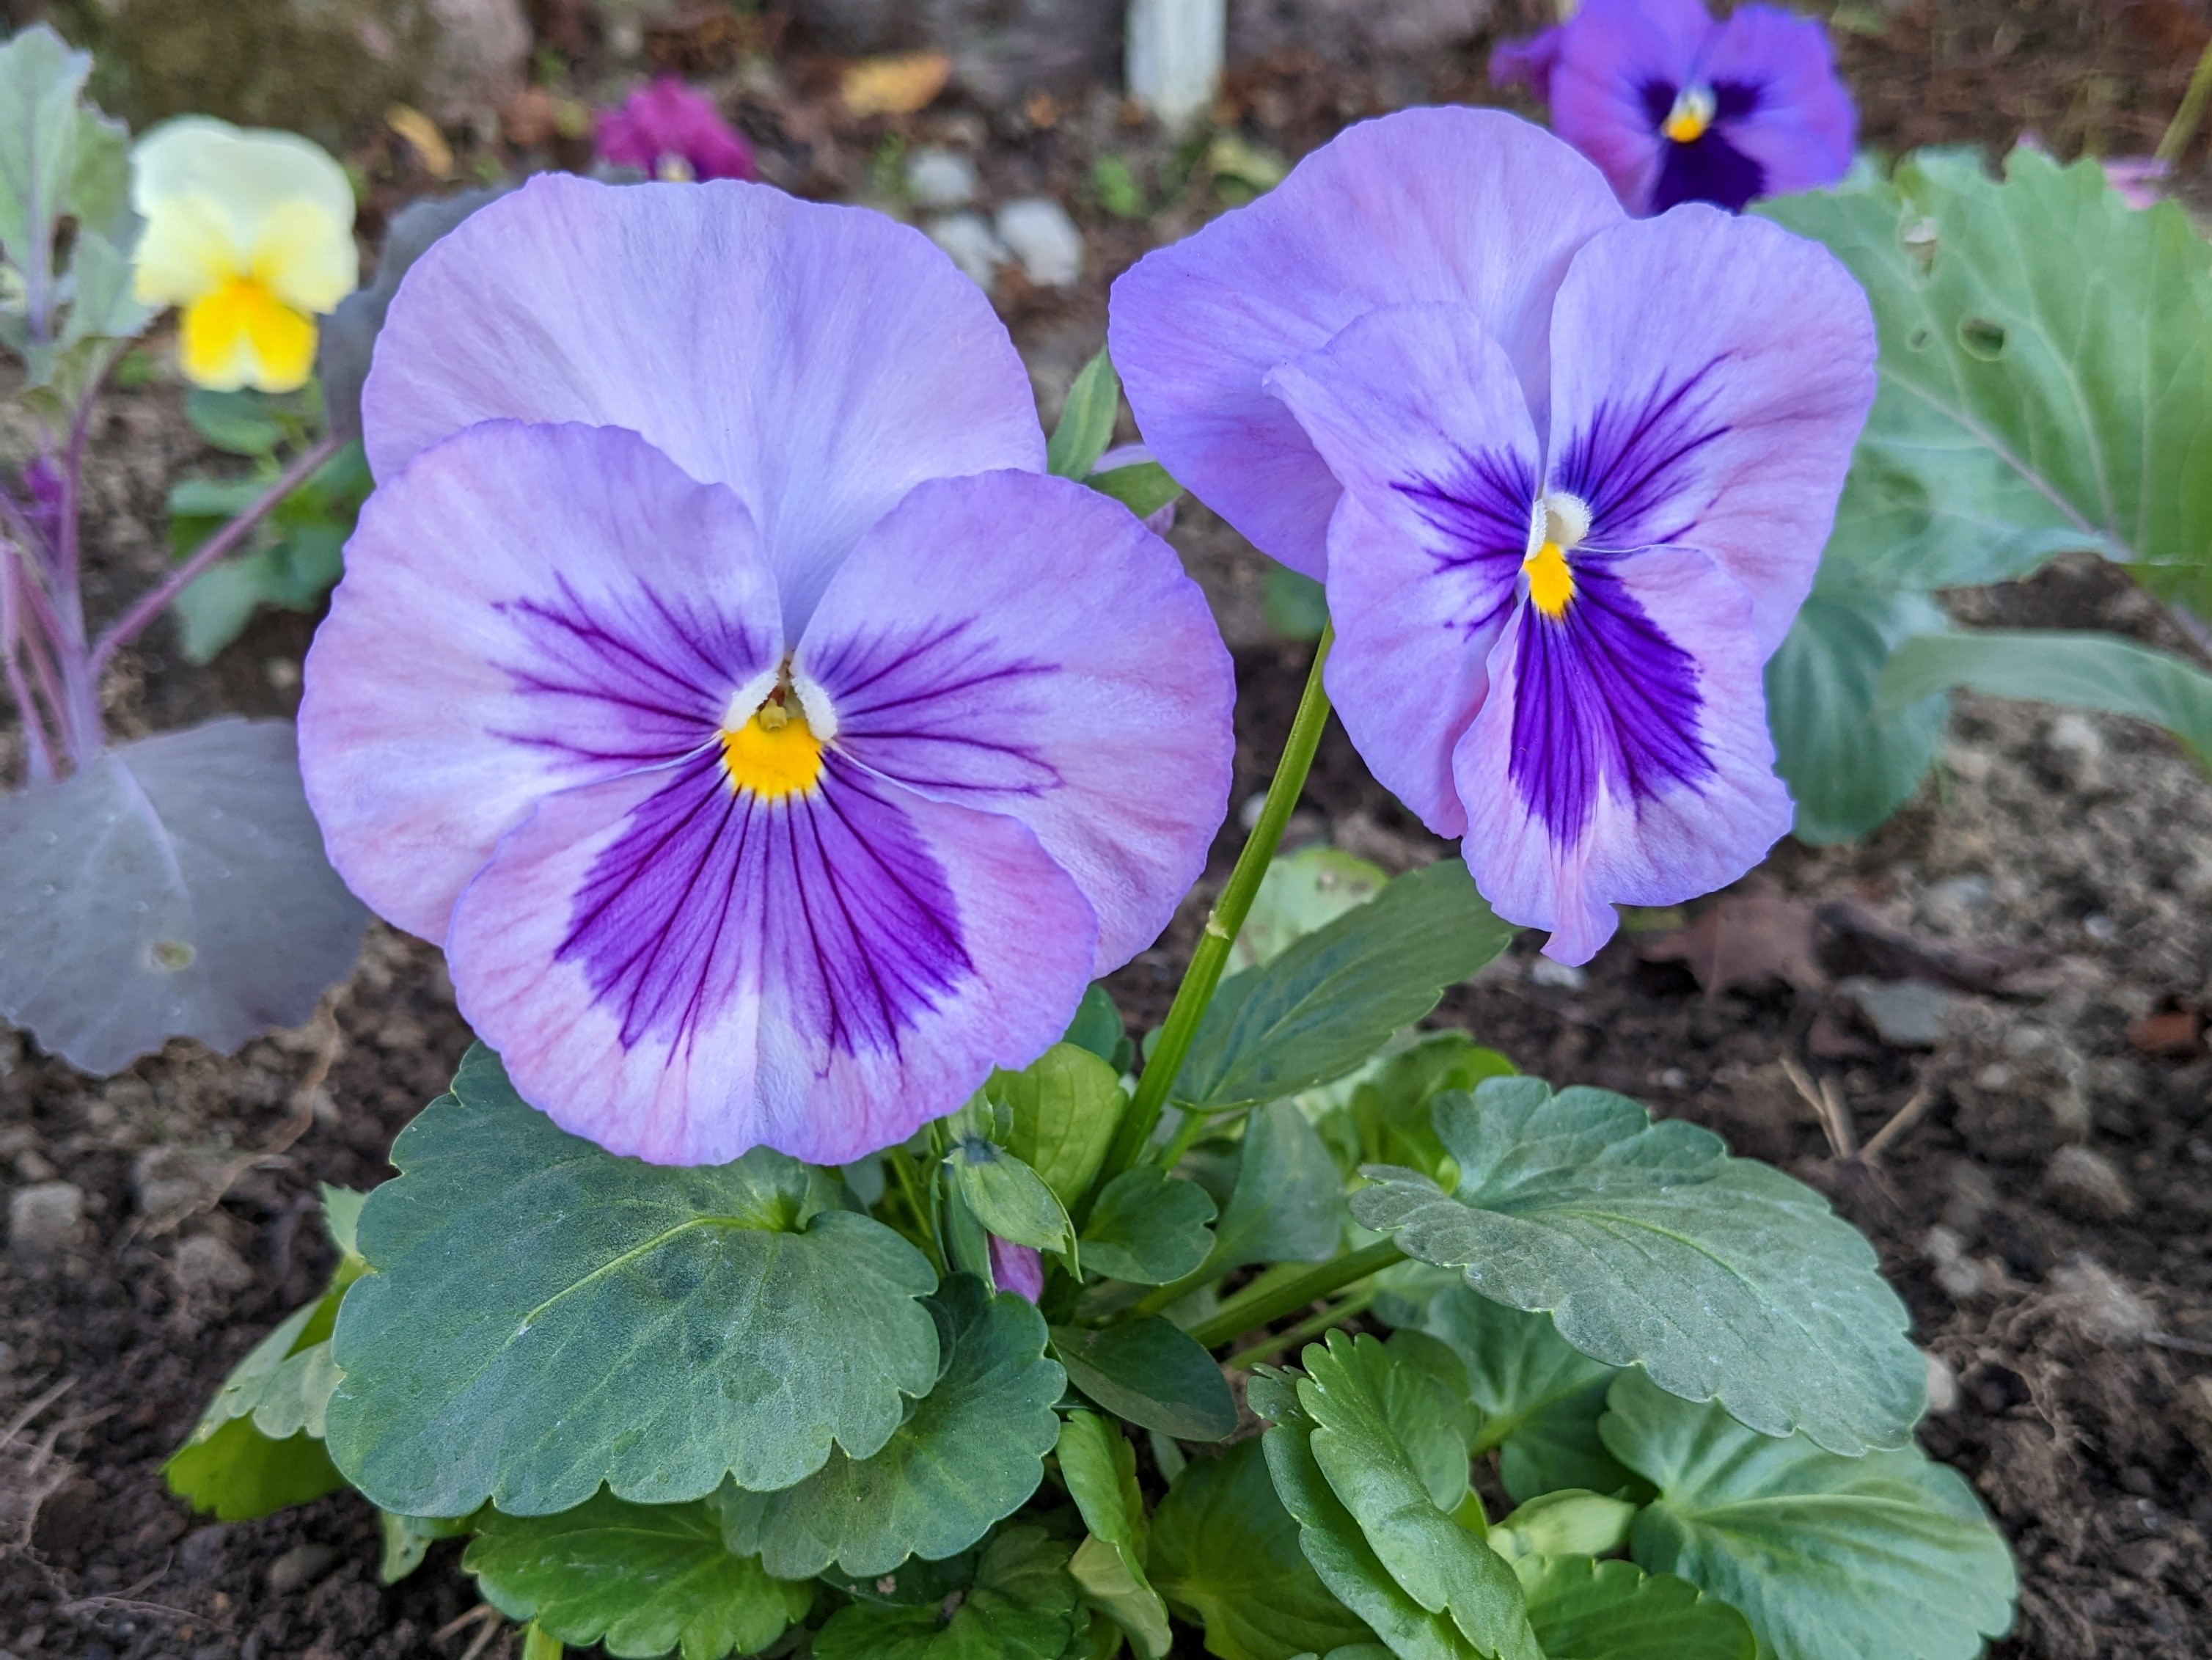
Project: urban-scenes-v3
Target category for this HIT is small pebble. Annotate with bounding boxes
[2048,1255,2158,1345]
[2043,1144,2136,1222]
[995,197,1085,287]
[1528,957,1586,991]
[904,147,978,208]
[1839,976,1952,1049]
[1923,1350,1959,1415]
[8,1180,85,1261]
[175,1232,255,1295]
[925,211,1007,290]
[265,1541,337,1595]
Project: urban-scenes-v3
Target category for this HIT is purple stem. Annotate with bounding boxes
[90,433,340,678]
[0,549,58,786]
[50,410,105,762]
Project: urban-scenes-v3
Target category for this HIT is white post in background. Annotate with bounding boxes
[1127,0,1226,135]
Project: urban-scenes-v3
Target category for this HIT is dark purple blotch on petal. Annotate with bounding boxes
[1507,562,1712,846]
[1637,79,1768,212]
[1394,445,1537,638]
[560,750,971,1056]
[1553,360,1732,552]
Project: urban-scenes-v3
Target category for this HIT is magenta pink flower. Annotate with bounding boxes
[596,78,755,183]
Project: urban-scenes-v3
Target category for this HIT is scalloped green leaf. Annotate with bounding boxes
[1173,860,1515,1112]
[1765,571,1949,844]
[1760,148,2212,589]
[717,1275,1063,1579]
[1515,1555,1754,1660]
[1231,847,1390,972]
[1341,1035,1517,1184]
[1079,1166,1217,1284]
[1352,1078,1922,1455]
[995,1042,1127,1210]
[813,1525,1084,1660]
[1051,1317,1237,1441]
[326,1047,941,1518]
[1603,1372,2015,1660]
[1290,1334,1539,1660]
[466,1492,812,1660]
[1150,1438,1373,1660]
[1416,1290,1638,1504]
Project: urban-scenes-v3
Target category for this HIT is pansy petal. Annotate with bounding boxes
[300,421,780,944]
[1453,547,1792,965]
[132,116,357,257]
[1264,303,1538,837]
[1547,0,1713,214]
[1698,4,1856,197]
[1545,207,1875,653]
[445,752,1099,1166]
[795,471,1234,973]
[362,175,1043,634]
[1109,107,1620,580]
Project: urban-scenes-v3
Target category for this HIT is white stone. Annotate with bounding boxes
[8,1181,84,1260]
[1127,0,1225,134]
[995,198,1085,288]
[1528,957,1586,991]
[1923,1350,1960,1415]
[926,213,1009,290]
[906,147,980,209]
[175,1232,255,1295]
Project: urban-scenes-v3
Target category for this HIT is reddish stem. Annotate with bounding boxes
[1,550,58,785]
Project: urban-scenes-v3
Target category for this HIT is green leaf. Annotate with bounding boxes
[1764,573,1949,844]
[1416,1290,1638,1504]
[66,101,131,243]
[1150,1438,1373,1660]
[1231,848,1391,973]
[1051,1318,1237,1441]
[812,1525,1085,1660]
[1059,1413,1172,1659]
[1264,566,1330,643]
[948,1137,1074,1256]
[1292,1334,1539,1660]
[52,224,149,353]
[1880,629,2212,767]
[1343,1035,1517,1186]
[1515,1556,1754,1660]
[1175,860,1515,1113]
[995,1042,1127,1212]
[466,1492,812,1660]
[162,1415,345,1524]
[1487,1494,1636,1563]
[321,1183,367,1256]
[186,389,287,456]
[1050,348,1122,480]
[326,1047,942,1517]
[1079,1167,1216,1284]
[378,1509,474,1584]
[715,1274,1063,1578]
[1088,460,1183,519]
[1759,148,2212,588]
[1603,1372,2017,1660]
[1367,1331,1475,1515]
[1353,1078,1923,1456]
[1061,985,1127,1066]
[1201,1101,1344,1275]
[1253,1365,1528,1660]
[0,25,89,272]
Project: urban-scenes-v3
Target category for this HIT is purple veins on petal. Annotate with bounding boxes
[1506,558,1712,849]
[1550,360,1732,552]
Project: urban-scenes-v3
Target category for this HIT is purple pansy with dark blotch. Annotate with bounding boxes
[1111,109,1874,962]
[596,76,755,182]
[300,176,1233,1166]
[1493,0,1855,216]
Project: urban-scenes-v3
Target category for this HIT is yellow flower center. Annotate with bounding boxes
[1663,85,1717,145]
[721,695,824,800]
[179,274,318,393]
[1523,490,1591,621]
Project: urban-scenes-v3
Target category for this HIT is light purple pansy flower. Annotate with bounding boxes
[597,76,755,182]
[1493,0,1854,215]
[1111,109,1875,962]
[300,176,1233,1166]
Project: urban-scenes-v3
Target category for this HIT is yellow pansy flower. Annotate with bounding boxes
[131,117,359,394]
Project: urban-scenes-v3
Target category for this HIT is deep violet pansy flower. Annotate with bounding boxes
[597,76,755,181]
[1493,0,1854,215]
[299,176,1234,1166]
[1110,109,1875,962]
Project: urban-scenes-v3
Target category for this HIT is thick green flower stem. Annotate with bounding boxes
[1184,1238,1406,1351]
[2158,28,2212,163]
[521,1621,564,1660]
[1226,1286,1380,1370]
[1092,624,1336,1196]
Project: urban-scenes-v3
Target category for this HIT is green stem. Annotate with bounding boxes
[887,1149,945,1277]
[1184,1238,1405,1350]
[1156,1108,1211,1170]
[1091,625,1335,1195]
[521,1622,565,1660]
[2158,29,2212,164]
[1226,1285,1380,1369]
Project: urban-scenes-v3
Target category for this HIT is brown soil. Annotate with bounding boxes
[5,3,2211,1657]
